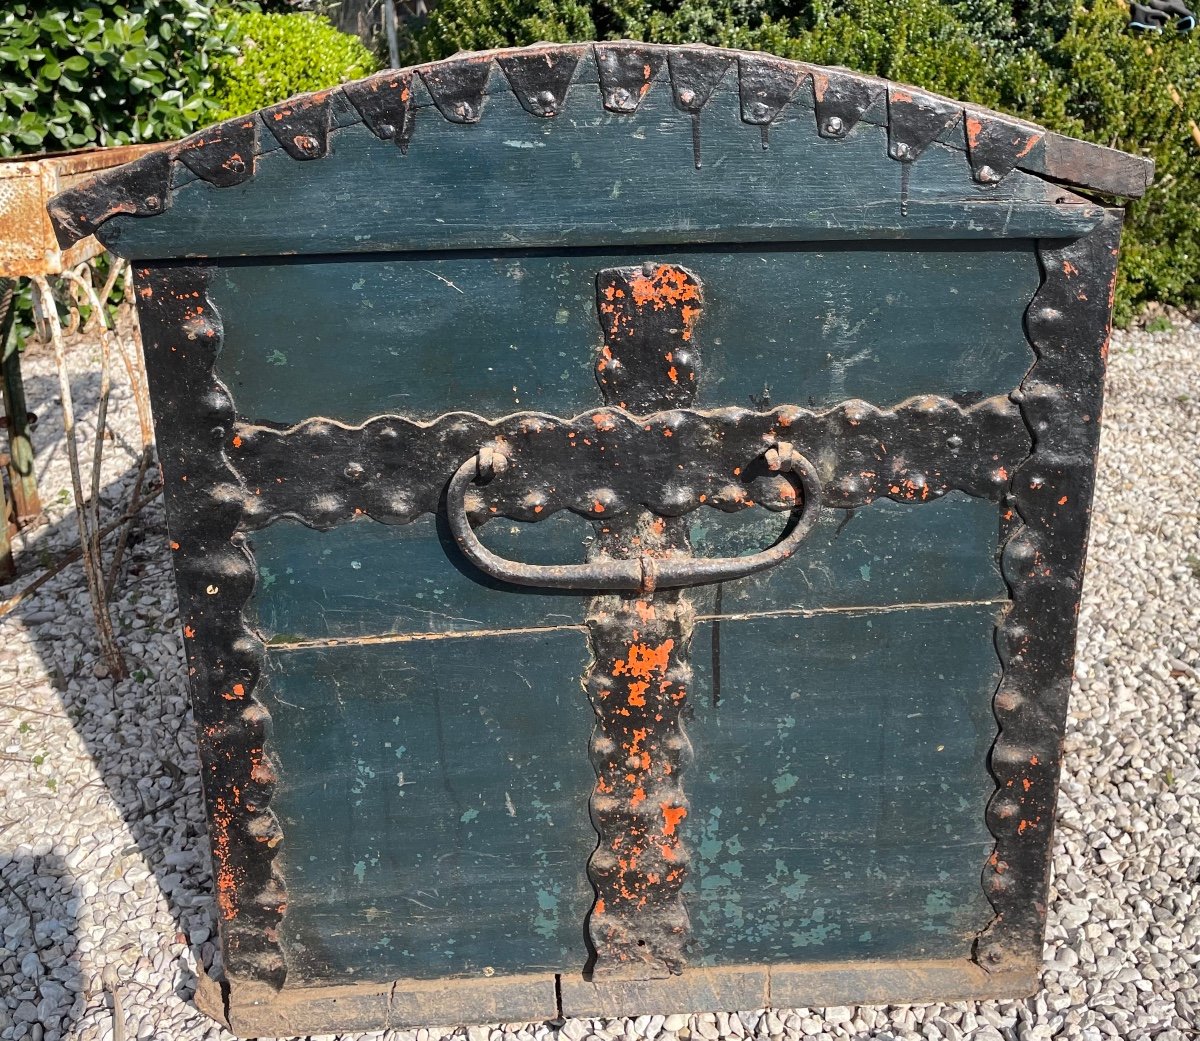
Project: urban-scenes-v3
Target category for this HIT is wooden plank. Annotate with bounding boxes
[244,493,1004,642]
[767,957,1036,1009]
[96,83,1102,260]
[683,604,1002,966]
[560,965,769,1019]
[214,970,558,1036]
[258,629,597,984]
[254,602,1001,984]
[560,959,1034,1019]
[211,244,1038,427]
[212,957,1034,1032]
[1019,132,1154,200]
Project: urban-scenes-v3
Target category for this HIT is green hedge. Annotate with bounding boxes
[404,0,1200,325]
[0,5,380,157]
[0,0,239,156]
[209,11,380,123]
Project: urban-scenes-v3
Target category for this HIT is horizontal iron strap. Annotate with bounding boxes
[446,444,822,592]
[228,397,1029,533]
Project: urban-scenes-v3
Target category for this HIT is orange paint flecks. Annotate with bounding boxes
[1058,495,1069,505]
[183,625,195,638]
[170,540,180,550]
[628,265,701,312]
[593,501,606,513]
[231,435,243,448]
[211,795,239,919]
[965,116,983,149]
[594,898,606,914]
[613,639,674,682]
[660,804,687,836]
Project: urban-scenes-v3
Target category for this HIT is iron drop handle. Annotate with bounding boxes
[446,442,822,593]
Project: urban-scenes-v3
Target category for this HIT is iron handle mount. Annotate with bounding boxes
[446,441,822,593]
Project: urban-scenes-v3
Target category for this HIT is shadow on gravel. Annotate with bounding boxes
[0,851,83,1038]
[2,458,223,1016]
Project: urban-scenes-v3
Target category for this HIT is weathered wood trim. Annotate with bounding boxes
[195,957,1037,1036]
[1021,133,1155,200]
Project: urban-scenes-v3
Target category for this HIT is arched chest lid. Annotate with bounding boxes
[48,42,1154,260]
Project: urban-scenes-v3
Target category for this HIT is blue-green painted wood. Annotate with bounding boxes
[99,82,1099,261]
[244,493,1003,642]
[259,629,597,984]
[258,603,999,981]
[212,245,1037,426]
[683,604,1001,965]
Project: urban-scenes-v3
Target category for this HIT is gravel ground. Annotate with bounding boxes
[0,313,1197,1041]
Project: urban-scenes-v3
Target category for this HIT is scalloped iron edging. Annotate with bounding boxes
[46,43,1153,250]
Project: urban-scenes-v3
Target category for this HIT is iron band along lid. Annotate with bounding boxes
[48,42,1152,255]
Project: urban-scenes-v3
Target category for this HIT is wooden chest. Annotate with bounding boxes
[49,43,1151,1036]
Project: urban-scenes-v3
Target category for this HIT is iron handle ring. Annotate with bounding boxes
[446,444,823,593]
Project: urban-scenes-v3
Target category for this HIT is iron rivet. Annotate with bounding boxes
[893,141,912,160]
[678,88,696,106]
[294,134,320,155]
[535,90,556,110]
[144,195,161,211]
[344,462,365,480]
[977,164,1001,184]
[378,122,396,138]
[750,101,770,120]
[453,101,474,120]
[947,435,963,450]
[823,116,844,136]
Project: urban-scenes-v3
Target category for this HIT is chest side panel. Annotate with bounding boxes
[108,43,1129,1022]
